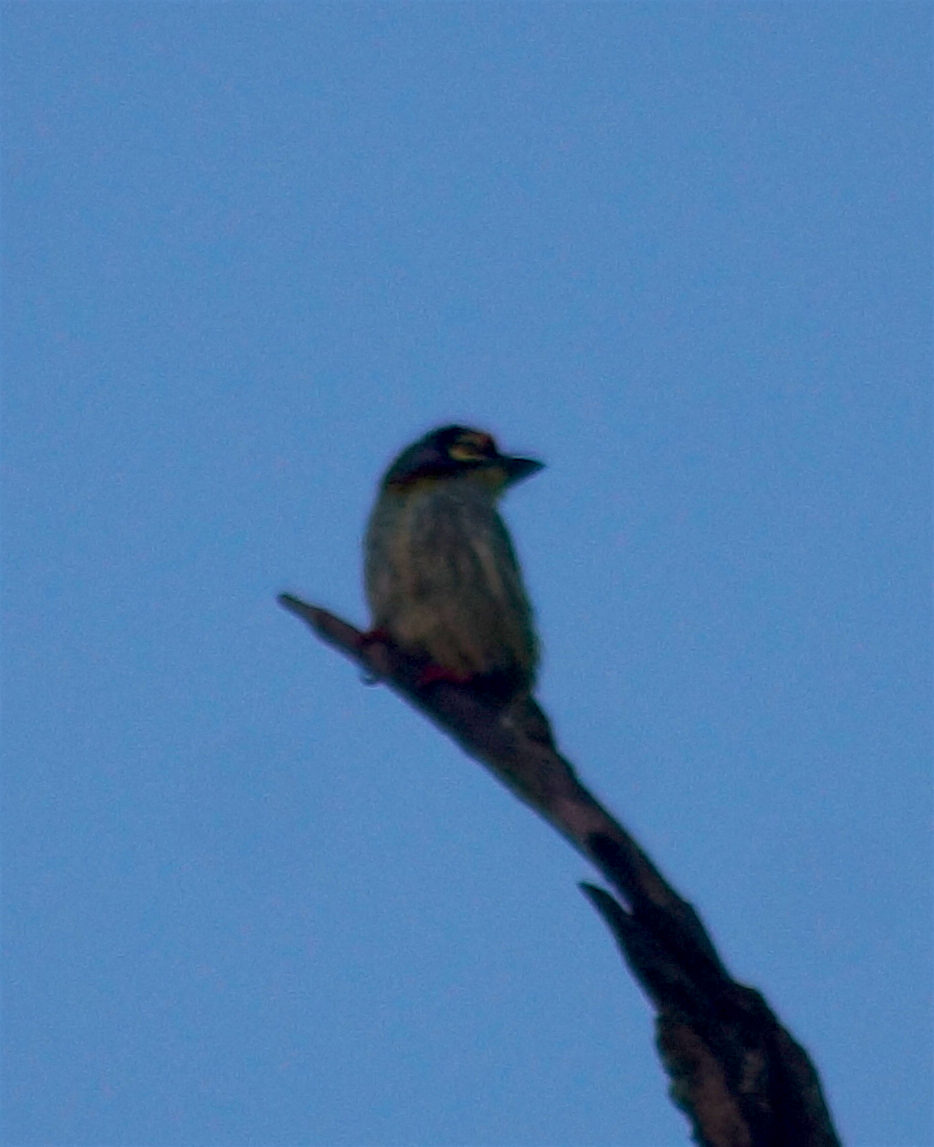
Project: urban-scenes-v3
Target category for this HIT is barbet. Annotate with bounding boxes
[364,425,552,742]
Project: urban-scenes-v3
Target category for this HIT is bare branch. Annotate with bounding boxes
[279,594,842,1147]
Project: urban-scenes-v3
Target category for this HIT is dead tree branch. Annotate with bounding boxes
[278,593,842,1147]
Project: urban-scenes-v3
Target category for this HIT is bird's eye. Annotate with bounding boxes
[449,433,495,463]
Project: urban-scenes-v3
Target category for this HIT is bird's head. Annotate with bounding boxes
[381,425,543,495]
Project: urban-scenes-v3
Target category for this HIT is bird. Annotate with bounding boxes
[364,425,550,739]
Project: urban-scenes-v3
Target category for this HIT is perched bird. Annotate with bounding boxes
[364,425,544,709]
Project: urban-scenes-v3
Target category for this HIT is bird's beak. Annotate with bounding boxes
[501,456,544,486]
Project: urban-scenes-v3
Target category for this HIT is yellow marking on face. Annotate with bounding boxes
[448,432,496,464]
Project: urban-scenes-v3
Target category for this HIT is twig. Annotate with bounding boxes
[279,594,842,1147]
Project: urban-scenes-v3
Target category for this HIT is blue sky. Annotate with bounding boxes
[2,4,930,1145]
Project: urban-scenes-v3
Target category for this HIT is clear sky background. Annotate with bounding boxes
[2,5,931,1146]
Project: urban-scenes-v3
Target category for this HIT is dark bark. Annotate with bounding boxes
[278,594,842,1147]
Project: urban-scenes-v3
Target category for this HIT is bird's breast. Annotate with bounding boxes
[364,481,538,692]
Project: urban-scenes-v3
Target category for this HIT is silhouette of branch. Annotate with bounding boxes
[279,593,842,1147]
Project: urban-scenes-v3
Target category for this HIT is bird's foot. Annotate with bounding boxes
[358,626,392,649]
[357,628,395,684]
